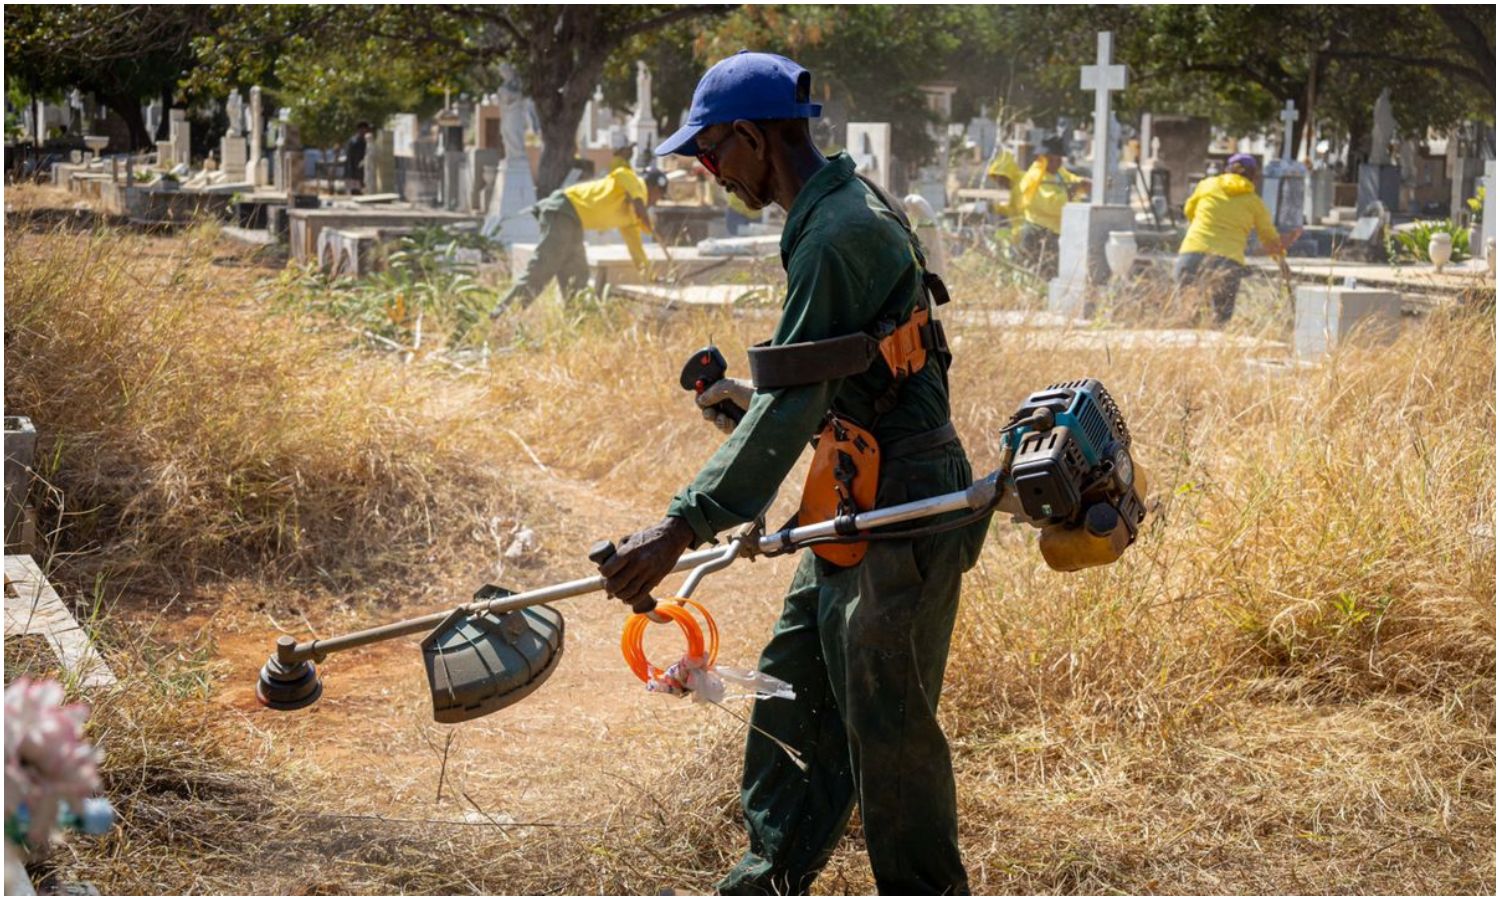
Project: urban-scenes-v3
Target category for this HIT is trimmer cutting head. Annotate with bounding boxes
[256,637,323,711]
[422,586,565,723]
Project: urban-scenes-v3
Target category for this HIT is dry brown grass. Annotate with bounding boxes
[4,197,518,593]
[5,184,1493,894]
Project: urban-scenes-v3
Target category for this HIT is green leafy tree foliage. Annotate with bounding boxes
[4,5,214,148]
[194,5,729,194]
[698,5,967,177]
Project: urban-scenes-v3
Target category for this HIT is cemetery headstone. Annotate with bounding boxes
[1149,116,1210,211]
[166,109,191,168]
[474,102,502,151]
[1294,286,1402,360]
[483,63,541,243]
[966,112,998,160]
[1260,99,1306,233]
[1305,163,1334,224]
[847,122,892,193]
[627,62,658,168]
[1048,31,1135,317]
[1370,88,1396,165]
[1483,159,1496,264]
[366,128,397,195]
[248,86,268,186]
[219,90,248,181]
[1357,162,1401,214]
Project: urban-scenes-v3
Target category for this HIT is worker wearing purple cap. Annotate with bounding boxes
[593,51,983,895]
[1176,153,1302,323]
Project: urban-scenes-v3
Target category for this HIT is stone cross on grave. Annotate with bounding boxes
[1280,99,1298,161]
[1080,31,1127,206]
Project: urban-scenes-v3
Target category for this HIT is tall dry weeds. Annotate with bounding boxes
[4,220,516,591]
[6,189,1493,894]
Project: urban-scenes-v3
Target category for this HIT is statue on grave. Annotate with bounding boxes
[498,63,529,159]
[636,61,653,119]
[226,90,244,137]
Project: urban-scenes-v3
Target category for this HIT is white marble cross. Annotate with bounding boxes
[1080,31,1128,206]
[1280,98,1298,161]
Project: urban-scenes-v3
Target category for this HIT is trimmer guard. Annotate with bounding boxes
[422,586,565,723]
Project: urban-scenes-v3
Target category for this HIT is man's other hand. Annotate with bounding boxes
[595,517,696,610]
[696,377,754,434]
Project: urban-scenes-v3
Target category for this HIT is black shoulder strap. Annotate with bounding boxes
[747,334,882,390]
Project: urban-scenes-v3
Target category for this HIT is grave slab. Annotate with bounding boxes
[1293,285,1403,359]
[4,555,117,688]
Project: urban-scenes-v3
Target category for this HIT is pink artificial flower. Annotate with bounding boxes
[4,678,103,845]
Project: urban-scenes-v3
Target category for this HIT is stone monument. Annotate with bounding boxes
[248,86,269,186]
[482,63,541,243]
[219,89,249,181]
[847,122,892,192]
[1048,32,1135,317]
[1359,88,1400,213]
[1261,99,1307,233]
[627,62,658,168]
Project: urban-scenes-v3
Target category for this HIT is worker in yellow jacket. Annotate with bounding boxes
[1015,135,1090,278]
[1175,153,1302,324]
[491,139,667,317]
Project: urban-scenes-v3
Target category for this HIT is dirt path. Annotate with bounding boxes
[206,464,802,825]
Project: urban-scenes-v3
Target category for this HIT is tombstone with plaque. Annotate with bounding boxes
[847,122,891,193]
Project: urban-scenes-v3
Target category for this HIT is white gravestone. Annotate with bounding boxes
[1294,286,1402,360]
[219,89,247,181]
[164,109,191,168]
[627,62,658,168]
[847,122,892,193]
[1482,159,1496,264]
[483,63,541,243]
[1048,32,1135,317]
[248,86,268,186]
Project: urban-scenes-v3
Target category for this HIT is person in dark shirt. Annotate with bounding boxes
[344,121,372,194]
[595,51,986,896]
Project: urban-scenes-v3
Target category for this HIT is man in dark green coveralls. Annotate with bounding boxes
[594,52,988,895]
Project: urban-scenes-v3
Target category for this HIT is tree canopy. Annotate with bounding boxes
[5,4,1492,175]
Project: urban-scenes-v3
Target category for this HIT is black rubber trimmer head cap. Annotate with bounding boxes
[256,636,323,711]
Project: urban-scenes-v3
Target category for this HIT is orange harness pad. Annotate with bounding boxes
[798,416,881,566]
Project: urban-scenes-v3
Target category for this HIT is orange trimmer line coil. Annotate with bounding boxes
[620,598,719,683]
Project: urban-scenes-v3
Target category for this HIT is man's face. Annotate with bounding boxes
[696,121,773,211]
[1043,153,1062,173]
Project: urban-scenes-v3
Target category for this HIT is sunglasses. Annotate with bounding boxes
[696,130,738,177]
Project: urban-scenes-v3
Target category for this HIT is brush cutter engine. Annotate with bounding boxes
[1000,379,1146,571]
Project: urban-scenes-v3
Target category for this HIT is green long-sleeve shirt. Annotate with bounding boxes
[666,152,957,546]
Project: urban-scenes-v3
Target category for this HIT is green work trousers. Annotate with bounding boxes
[718,444,989,896]
[494,191,590,313]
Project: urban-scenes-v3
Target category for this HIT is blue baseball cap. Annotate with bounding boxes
[654,51,823,157]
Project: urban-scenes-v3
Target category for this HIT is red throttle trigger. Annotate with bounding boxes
[678,345,743,425]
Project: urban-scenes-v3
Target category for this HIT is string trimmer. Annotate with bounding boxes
[257,356,1147,723]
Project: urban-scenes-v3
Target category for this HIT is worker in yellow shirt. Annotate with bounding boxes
[1015,135,1090,278]
[490,138,668,317]
[985,146,1024,221]
[1175,153,1302,324]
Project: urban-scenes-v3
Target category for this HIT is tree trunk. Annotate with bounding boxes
[530,59,606,195]
[99,91,149,151]
[1344,112,1370,182]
